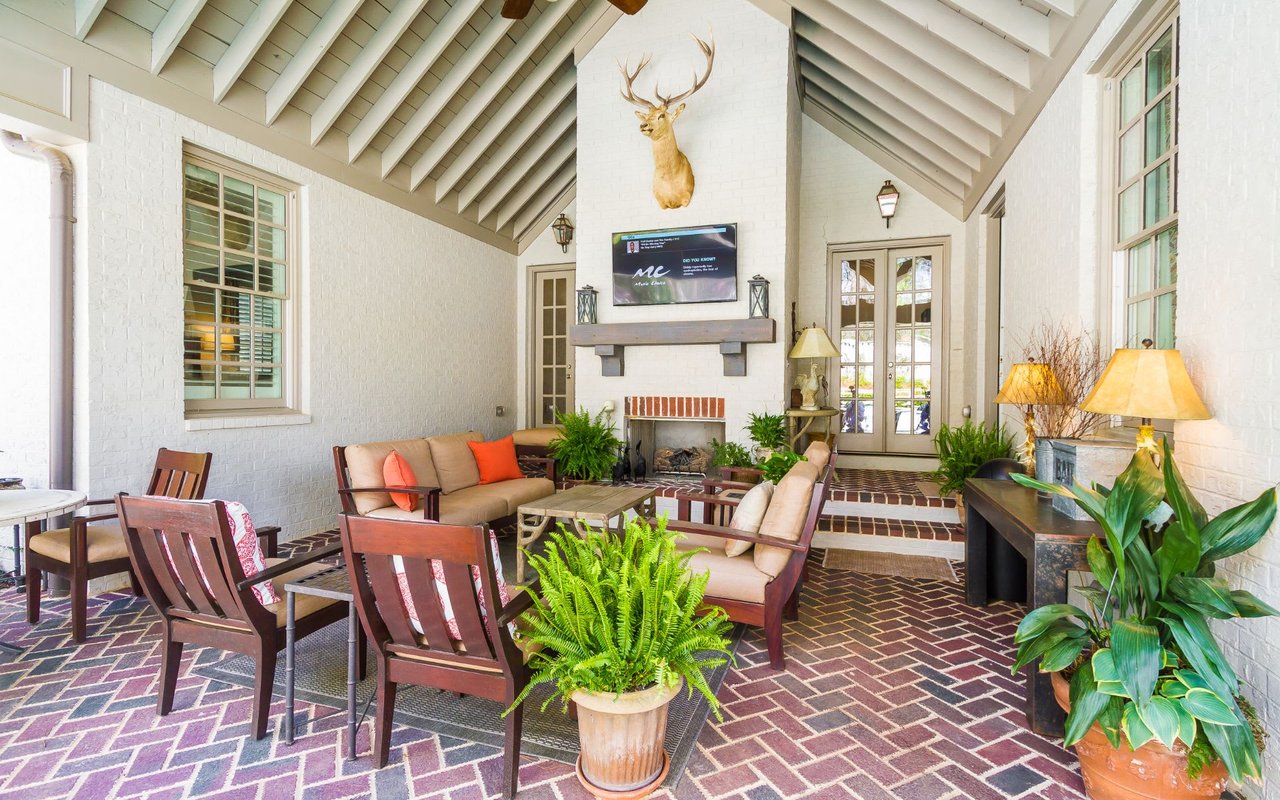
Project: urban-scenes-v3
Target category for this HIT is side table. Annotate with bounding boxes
[785,407,839,449]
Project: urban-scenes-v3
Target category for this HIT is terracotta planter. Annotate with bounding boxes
[571,680,681,799]
[1050,672,1229,800]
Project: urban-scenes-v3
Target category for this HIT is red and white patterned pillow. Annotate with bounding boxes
[392,530,511,641]
[159,499,279,607]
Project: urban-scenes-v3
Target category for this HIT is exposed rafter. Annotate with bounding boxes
[944,0,1055,55]
[151,0,207,74]
[265,0,363,125]
[73,0,106,40]
[212,0,291,103]
[494,135,576,230]
[515,171,576,242]
[1022,0,1078,17]
[478,106,577,221]
[870,0,1033,86]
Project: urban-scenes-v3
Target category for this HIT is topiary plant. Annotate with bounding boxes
[548,407,621,482]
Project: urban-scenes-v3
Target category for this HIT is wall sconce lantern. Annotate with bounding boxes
[748,274,770,319]
[551,213,574,253]
[876,180,900,228]
[576,285,598,325]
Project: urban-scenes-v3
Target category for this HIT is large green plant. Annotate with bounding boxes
[548,407,621,482]
[745,412,787,451]
[928,420,1016,495]
[1010,440,1276,783]
[509,517,734,715]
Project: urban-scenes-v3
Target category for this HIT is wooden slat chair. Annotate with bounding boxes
[115,494,346,740]
[339,514,534,797]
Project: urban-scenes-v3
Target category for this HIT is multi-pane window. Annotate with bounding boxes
[1115,16,1178,348]
[182,148,296,414]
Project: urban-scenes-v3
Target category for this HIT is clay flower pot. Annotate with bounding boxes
[1050,672,1229,800]
[571,680,681,799]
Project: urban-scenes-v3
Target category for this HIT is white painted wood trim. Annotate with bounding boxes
[514,171,576,240]
[946,0,1055,56]
[211,0,291,103]
[73,0,107,39]
[812,531,964,560]
[264,0,363,125]
[150,0,207,74]
[477,104,576,219]
[516,182,577,251]
[494,136,576,230]
[868,0,1033,87]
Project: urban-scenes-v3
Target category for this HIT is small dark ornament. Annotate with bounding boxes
[612,445,627,485]
[633,441,647,481]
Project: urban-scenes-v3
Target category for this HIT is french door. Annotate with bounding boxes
[530,265,575,427]
[831,242,947,455]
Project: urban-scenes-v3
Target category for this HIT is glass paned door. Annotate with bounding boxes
[531,267,574,426]
[833,245,945,455]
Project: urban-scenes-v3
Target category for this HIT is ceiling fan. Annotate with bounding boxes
[501,0,647,20]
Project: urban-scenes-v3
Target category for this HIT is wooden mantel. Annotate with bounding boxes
[569,318,776,377]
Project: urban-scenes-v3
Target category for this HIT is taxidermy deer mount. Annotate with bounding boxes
[619,35,716,210]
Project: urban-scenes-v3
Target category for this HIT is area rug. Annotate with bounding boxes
[195,620,744,787]
[822,547,958,582]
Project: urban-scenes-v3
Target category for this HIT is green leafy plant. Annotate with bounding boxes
[509,516,734,716]
[928,420,1016,496]
[760,450,805,484]
[710,439,754,469]
[745,412,787,451]
[1010,440,1276,784]
[548,407,621,482]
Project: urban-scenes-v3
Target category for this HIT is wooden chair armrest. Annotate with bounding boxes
[677,492,742,508]
[718,466,764,482]
[70,511,121,525]
[339,486,440,497]
[661,519,807,552]
[237,542,343,592]
[255,525,281,558]
[497,579,541,626]
[521,456,556,482]
[702,479,758,493]
[83,497,119,507]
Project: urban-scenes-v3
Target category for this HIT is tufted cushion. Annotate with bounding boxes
[428,432,484,494]
[753,461,819,578]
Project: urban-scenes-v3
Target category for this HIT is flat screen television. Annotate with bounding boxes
[611,223,738,306]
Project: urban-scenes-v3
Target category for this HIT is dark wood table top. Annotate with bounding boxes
[964,479,1100,542]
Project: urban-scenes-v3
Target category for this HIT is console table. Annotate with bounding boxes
[963,478,1098,736]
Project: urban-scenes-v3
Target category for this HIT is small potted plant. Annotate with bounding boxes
[928,419,1015,522]
[509,517,733,799]
[1009,440,1274,800]
[549,407,622,483]
[745,411,787,462]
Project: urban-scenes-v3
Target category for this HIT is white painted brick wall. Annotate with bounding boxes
[76,81,516,550]
[573,0,795,440]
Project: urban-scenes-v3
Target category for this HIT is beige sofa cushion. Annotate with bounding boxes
[512,427,563,448]
[367,487,508,527]
[343,438,437,514]
[467,477,555,515]
[803,441,832,471]
[725,480,774,557]
[687,550,770,604]
[29,524,127,564]
[753,461,820,578]
[428,432,484,494]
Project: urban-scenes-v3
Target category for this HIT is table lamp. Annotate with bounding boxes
[790,325,840,411]
[1080,339,1210,453]
[994,360,1068,478]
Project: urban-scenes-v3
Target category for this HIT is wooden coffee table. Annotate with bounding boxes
[515,484,657,583]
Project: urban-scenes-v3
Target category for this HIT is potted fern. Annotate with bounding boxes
[510,517,733,798]
[929,419,1015,522]
[1010,441,1274,799]
[549,407,621,483]
[745,411,787,462]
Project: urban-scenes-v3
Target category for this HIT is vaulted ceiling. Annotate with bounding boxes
[0,0,1116,249]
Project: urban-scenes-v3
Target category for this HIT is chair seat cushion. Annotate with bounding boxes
[261,559,342,627]
[366,478,555,525]
[29,524,128,564]
[685,549,770,604]
[677,531,729,551]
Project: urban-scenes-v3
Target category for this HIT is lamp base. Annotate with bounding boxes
[1023,409,1037,481]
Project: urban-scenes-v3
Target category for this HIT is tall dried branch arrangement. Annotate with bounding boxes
[1017,321,1108,439]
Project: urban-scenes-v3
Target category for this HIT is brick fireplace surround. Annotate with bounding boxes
[624,396,726,420]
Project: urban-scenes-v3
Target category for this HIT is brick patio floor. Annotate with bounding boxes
[0,544,1088,800]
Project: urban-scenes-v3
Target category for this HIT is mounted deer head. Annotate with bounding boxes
[619,35,715,210]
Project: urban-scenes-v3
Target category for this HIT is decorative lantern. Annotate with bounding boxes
[876,180,899,228]
[576,285,598,325]
[551,213,574,253]
[748,274,770,319]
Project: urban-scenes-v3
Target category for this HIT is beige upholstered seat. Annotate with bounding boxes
[677,531,730,550]
[683,549,770,604]
[261,559,342,627]
[28,524,128,564]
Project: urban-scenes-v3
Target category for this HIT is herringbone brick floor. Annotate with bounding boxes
[0,544,1088,800]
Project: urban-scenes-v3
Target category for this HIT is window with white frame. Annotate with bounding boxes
[182,147,297,415]
[1114,14,1178,348]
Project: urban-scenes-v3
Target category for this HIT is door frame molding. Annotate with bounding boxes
[826,235,952,454]
[526,262,575,429]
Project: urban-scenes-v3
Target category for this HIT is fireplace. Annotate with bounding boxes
[624,396,725,478]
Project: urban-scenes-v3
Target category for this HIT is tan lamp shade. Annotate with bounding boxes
[994,362,1069,406]
[790,326,840,360]
[1081,348,1210,420]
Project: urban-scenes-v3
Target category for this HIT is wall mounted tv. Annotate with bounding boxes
[612,223,738,306]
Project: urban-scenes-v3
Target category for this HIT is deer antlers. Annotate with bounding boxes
[618,35,716,110]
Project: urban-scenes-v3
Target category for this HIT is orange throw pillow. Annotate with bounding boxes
[383,450,419,512]
[469,436,525,485]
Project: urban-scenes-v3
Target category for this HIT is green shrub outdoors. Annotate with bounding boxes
[929,420,1015,495]
[548,407,621,482]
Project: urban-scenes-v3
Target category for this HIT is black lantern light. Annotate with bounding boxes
[748,274,770,319]
[576,285,598,325]
[551,213,574,253]
[876,180,900,228]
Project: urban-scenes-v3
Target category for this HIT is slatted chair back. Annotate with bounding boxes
[145,448,213,500]
[116,494,273,634]
[339,514,520,676]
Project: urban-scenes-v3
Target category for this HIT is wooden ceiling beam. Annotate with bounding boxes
[73,0,108,39]
[514,171,576,242]
[309,0,429,146]
[1021,0,1078,17]
[495,134,576,230]
[867,0,1032,87]
[943,0,1055,55]
[476,103,576,219]
[346,0,485,163]
[265,0,363,125]
[150,0,207,74]
[212,0,291,103]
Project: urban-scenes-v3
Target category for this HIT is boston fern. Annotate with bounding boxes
[549,407,621,482]
[928,419,1015,495]
[509,517,734,716]
[1010,440,1276,783]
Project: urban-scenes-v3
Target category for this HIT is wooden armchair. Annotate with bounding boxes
[339,514,534,797]
[115,494,346,740]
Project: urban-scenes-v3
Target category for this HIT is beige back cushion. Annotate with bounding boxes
[725,481,774,557]
[428,431,484,494]
[803,441,832,471]
[512,427,563,448]
[343,439,437,514]
[753,461,820,578]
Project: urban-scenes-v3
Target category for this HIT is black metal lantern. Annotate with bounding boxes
[576,285,598,325]
[748,274,770,319]
[551,213,574,253]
